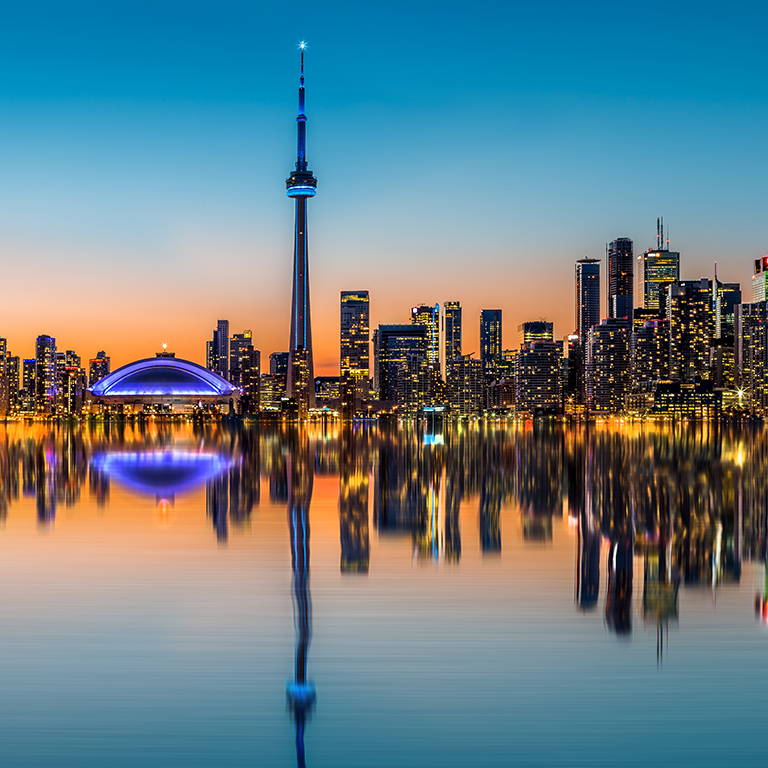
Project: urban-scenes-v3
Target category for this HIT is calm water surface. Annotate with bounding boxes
[0,420,766,767]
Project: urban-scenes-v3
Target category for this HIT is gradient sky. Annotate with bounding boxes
[1,1,766,373]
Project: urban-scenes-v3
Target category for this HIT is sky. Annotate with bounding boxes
[0,0,766,373]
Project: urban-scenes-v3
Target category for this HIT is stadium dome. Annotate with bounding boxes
[87,356,238,414]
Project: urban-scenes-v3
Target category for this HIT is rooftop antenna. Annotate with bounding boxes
[657,217,660,251]
[661,217,664,251]
[666,225,670,251]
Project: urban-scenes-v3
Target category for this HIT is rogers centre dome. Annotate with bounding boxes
[87,356,238,414]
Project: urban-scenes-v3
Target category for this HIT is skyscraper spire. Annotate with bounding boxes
[286,43,318,415]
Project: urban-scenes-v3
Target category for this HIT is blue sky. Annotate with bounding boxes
[0,1,766,369]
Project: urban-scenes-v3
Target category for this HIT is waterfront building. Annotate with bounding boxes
[340,291,370,396]
[442,301,462,375]
[713,276,741,388]
[315,376,340,407]
[259,374,283,410]
[626,379,720,419]
[87,354,237,414]
[286,48,318,406]
[240,346,260,415]
[5,355,19,411]
[21,359,36,413]
[480,310,502,381]
[270,352,289,378]
[216,320,230,381]
[290,347,312,418]
[516,341,562,414]
[667,279,713,382]
[564,334,585,411]
[447,355,483,415]
[376,324,427,411]
[607,237,633,322]
[35,335,57,415]
[517,320,553,348]
[575,258,600,342]
[410,304,439,367]
[586,318,630,413]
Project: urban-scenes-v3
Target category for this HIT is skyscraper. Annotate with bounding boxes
[286,45,318,407]
[752,257,768,302]
[376,324,428,411]
[517,320,553,347]
[607,237,633,322]
[216,320,230,380]
[229,330,253,387]
[480,309,502,381]
[410,304,439,366]
[442,301,462,375]
[89,351,110,388]
[35,335,57,414]
[340,291,370,393]
[575,258,600,342]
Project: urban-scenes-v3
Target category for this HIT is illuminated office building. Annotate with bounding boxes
[376,324,427,412]
[21,359,36,413]
[290,347,311,418]
[88,351,110,388]
[410,304,440,366]
[637,249,680,314]
[607,237,633,322]
[667,279,713,382]
[480,309,502,381]
[713,275,741,388]
[240,346,261,415]
[517,320,553,347]
[0,338,5,372]
[340,291,370,394]
[216,320,230,380]
[575,258,600,342]
[516,341,562,414]
[286,48,318,406]
[270,352,289,378]
[586,318,630,413]
[442,301,462,375]
[5,355,19,411]
[35,335,57,415]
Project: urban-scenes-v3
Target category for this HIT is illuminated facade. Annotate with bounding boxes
[516,340,562,414]
[667,279,713,382]
[586,318,630,413]
[713,277,741,387]
[631,319,670,383]
[480,309,502,381]
[607,237,633,322]
[286,48,318,406]
[517,320,553,347]
[736,301,768,415]
[442,301,462,375]
[340,291,370,394]
[290,347,311,418]
[637,249,680,313]
[447,354,483,415]
[87,354,237,413]
[752,257,768,302]
[410,304,439,366]
[88,351,110,388]
[376,324,427,412]
[229,331,253,387]
[575,258,600,342]
[35,335,57,415]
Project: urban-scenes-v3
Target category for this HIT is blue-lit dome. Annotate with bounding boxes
[89,358,236,398]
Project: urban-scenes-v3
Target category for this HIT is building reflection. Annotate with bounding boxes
[339,426,369,573]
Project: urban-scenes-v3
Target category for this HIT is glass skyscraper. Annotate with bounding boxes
[575,258,600,342]
[607,237,634,322]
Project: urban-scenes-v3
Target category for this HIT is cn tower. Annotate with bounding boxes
[286,43,317,406]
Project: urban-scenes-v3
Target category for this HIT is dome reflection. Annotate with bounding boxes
[90,450,234,498]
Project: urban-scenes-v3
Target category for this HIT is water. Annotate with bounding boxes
[0,420,766,767]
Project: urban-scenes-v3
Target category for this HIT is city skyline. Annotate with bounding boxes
[1,4,767,372]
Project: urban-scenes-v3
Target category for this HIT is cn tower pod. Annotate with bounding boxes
[286,169,317,197]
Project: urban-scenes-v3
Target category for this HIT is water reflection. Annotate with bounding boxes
[2,420,768,626]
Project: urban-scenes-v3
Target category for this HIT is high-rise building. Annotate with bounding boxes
[442,301,462,375]
[410,304,439,366]
[607,237,633,322]
[6,355,19,411]
[21,358,36,412]
[518,320,554,348]
[667,279,713,382]
[376,324,427,412]
[286,46,318,407]
[216,320,230,380]
[0,338,6,374]
[631,319,670,382]
[736,301,768,415]
[229,330,253,387]
[88,351,110,388]
[637,251,680,314]
[575,258,601,342]
[240,346,261,415]
[586,318,630,413]
[713,274,741,388]
[35,335,57,414]
[752,257,768,302]
[340,291,370,394]
[447,355,484,415]
[480,310,502,381]
[516,341,562,414]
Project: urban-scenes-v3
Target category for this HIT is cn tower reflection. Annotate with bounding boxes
[286,428,315,768]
